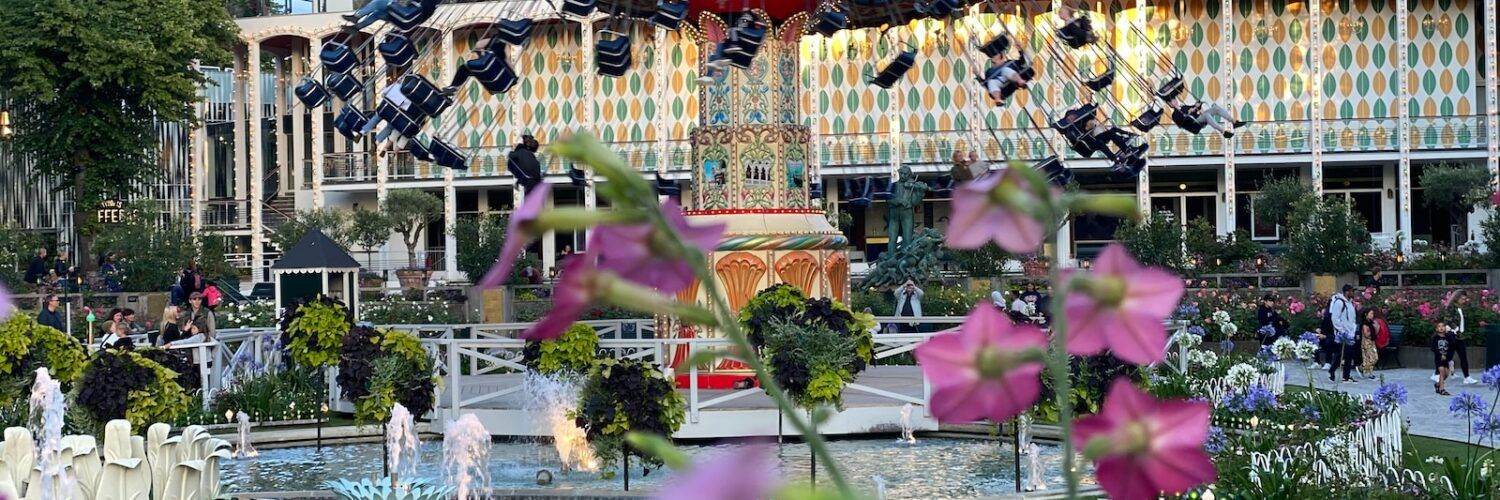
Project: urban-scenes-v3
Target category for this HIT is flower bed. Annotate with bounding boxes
[1178,287,1499,347]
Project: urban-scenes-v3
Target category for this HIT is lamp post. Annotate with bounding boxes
[0,110,13,140]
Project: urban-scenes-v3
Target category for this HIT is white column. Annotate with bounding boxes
[309,44,326,210]
[1397,0,1412,252]
[1222,0,1242,230]
[442,31,459,279]
[541,194,556,273]
[191,75,208,233]
[1137,163,1151,215]
[274,58,291,198]
[581,20,596,143]
[247,40,266,282]
[1483,0,1499,243]
[291,53,307,207]
[654,26,670,175]
[1309,0,1324,200]
[233,46,249,205]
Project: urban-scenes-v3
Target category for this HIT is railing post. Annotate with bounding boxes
[448,339,462,412]
[688,342,699,424]
[197,345,211,410]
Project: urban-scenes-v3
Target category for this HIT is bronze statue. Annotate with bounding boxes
[885,165,929,253]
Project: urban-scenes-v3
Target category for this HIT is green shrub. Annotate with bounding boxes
[337,325,437,423]
[1114,211,1187,272]
[1185,220,1262,274]
[1484,210,1500,267]
[1282,197,1369,276]
[763,320,856,410]
[285,298,353,368]
[0,314,87,384]
[572,358,685,474]
[209,367,323,421]
[219,300,277,328]
[1252,177,1313,227]
[75,350,189,429]
[522,323,600,376]
[455,213,508,283]
[360,296,461,324]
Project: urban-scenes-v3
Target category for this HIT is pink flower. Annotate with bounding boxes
[915,303,1048,423]
[0,283,11,320]
[478,183,552,289]
[524,254,598,340]
[1073,379,1216,500]
[654,444,779,500]
[1491,190,1500,206]
[1418,302,1435,319]
[1066,244,1184,365]
[1287,300,1305,314]
[593,199,724,295]
[945,169,1051,253]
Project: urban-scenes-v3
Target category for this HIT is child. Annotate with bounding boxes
[1433,320,1458,395]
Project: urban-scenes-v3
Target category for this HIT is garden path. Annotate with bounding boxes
[1288,366,1498,445]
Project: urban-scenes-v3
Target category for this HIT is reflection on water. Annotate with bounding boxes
[222,437,1091,498]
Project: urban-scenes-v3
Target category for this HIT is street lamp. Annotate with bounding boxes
[1,110,13,139]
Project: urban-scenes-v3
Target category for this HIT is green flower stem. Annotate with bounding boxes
[530,208,643,233]
[1041,203,1081,498]
[596,274,718,328]
[690,262,856,498]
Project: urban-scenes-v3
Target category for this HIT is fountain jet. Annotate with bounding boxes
[29,367,72,498]
[443,413,492,499]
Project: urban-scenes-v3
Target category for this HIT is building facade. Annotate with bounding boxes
[3,0,1496,282]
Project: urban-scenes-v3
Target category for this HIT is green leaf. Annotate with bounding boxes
[624,432,690,471]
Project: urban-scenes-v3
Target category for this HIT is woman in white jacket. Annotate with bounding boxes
[893,280,924,333]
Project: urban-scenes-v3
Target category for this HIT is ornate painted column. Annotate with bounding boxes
[291,52,308,209]
[1397,0,1412,252]
[677,12,848,363]
[442,30,459,279]
[309,44,326,210]
[248,39,266,283]
[1485,0,1498,190]
[1309,0,1324,200]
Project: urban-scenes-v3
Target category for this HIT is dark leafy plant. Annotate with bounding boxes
[1114,211,1187,272]
[1283,197,1369,276]
[948,242,1011,278]
[455,213,508,283]
[1419,163,1491,224]
[338,325,437,422]
[763,320,856,410]
[572,358,685,475]
[738,284,875,369]
[1185,220,1263,274]
[1253,176,1313,227]
[75,350,190,428]
[138,348,201,391]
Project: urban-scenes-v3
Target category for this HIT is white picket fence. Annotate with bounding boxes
[1249,403,1405,485]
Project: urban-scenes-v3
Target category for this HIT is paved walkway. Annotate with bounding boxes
[1286,365,1498,444]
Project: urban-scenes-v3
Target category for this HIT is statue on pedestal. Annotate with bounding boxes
[885,165,929,253]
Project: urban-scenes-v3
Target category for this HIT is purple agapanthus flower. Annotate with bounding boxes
[1240,386,1278,413]
[1481,365,1500,392]
[1187,325,1207,337]
[1299,406,1321,422]
[1373,382,1408,410]
[1204,426,1228,454]
[1473,413,1500,441]
[1333,331,1356,345]
[1449,392,1490,418]
[1257,345,1279,363]
[1175,303,1201,319]
[1257,325,1277,336]
[1298,331,1320,344]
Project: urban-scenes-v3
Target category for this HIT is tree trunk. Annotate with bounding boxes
[72,170,95,275]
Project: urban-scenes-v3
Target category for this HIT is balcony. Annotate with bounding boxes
[202,199,249,229]
[321,140,695,184]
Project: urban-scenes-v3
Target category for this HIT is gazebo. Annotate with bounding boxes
[270,229,362,317]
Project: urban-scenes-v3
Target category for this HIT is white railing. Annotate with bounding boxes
[1249,404,1405,485]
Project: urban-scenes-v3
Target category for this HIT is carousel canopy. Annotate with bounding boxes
[271,229,361,271]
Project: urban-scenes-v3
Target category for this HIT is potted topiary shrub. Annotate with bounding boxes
[384,189,443,290]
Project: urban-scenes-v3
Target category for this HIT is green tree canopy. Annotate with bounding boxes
[384,189,443,270]
[1419,163,1492,216]
[0,0,237,271]
[455,213,507,283]
[1252,177,1313,227]
[272,209,351,251]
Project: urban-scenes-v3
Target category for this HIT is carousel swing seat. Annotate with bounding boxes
[324,72,363,101]
[378,33,417,68]
[869,49,917,88]
[495,19,535,46]
[294,78,329,108]
[332,106,371,139]
[653,0,689,30]
[319,41,359,74]
[430,138,468,170]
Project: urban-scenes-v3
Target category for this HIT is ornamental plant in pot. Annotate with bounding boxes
[385,189,443,289]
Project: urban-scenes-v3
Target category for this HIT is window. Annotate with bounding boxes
[1236,194,1281,240]
[1323,191,1383,233]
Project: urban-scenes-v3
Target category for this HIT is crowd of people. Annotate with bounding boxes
[29,260,220,351]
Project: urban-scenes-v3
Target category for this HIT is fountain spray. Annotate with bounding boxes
[386,403,420,486]
[234,411,259,458]
[443,413,492,500]
[898,403,917,444]
[29,367,73,498]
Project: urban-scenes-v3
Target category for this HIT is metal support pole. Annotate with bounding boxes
[622,441,630,491]
[1012,419,1021,492]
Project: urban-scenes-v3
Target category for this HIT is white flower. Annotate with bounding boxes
[1173,330,1203,349]
[1271,338,1298,360]
[1425,456,1445,465]
[1224,363,1260,389]
[1293,340,1319,360]
[1188,350,1219,368]
[1220,322,1238,337]
[1212,310,1231,324]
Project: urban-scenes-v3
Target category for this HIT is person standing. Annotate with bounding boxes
[1358,309,1380,378]
[1432,308,1477,384]
[893,280,924,333]
[154,306,183,346]
[178,261,203,302]
[24,247,48,285]
[1326,284,1359,382]
[178,292,216,343]
[1433,320,1459,395]
[35,294,66,332]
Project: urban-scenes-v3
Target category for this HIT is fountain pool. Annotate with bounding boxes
[221,437,1090,498]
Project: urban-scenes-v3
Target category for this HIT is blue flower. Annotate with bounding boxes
[1373,382,1408,410]
[1481,365,1500,392]
[1219,339,1235,352]
[1333,331,1356,345]
[1474,414,1500,440]
[1449,392,1490,418]
[1204,426,1228,454]
[1257,345,1279,363]
[1241,386,1278,413]
[1299,405,1322,421]
[1187,325,1207,337]
[1257,325,1277,336]
[1298,331,1320,344]
[1176,303,1201,319]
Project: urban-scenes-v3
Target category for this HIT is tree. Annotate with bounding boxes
[0,0,236,273]
[1252,177,1313,228]
[348,208,393,266]
[1282,197,1369,276]
[94,203,230,292]
[271,209,351,251]
[1113,211,1186,273]
[384,190,443,270]
[455,213,507,283]
[1420,164,1492,243]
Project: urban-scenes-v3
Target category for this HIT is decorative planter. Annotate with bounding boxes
[1304,273,1357,295]
[395,269,429,290]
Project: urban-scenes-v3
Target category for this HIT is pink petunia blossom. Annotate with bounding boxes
[1287,300,1305,314]
[0,283,11,320]
[1418,302,1435,319]
[653,444,780,500]
[1066,244,1185,365]
[524,254,599,341]
[915,303,1048,423]
[1073,379,1216,500]
[593,199,724,295]
[945,169,1052,253]
[478,183,552,289]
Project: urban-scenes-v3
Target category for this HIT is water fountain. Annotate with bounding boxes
[386,403,419,483]
[872,475,888,500]
[28,367,72,498]
[521,373,597,473]
[442,413,492,499]
[234,411,258,458]
[897,403,917,444]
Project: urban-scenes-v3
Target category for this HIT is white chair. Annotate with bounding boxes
[96,457,151,500]
[176,427,205,463]
[2,427,35,490]
[72,440,103,500]
[102,420,133,462]
[161,461,205,500]
[198,449,232,499]
[130,436,146,461]
[23,463,85,500]
[152,437,181,500]
[0,478,17,499]
[147,426,174,500]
